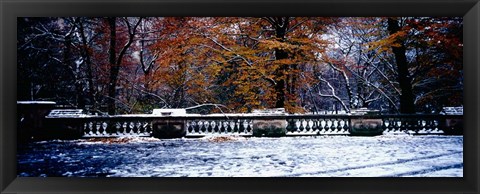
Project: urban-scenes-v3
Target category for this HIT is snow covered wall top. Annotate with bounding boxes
[152,109,187,116]
[440,107,463,115]
[17,101,56,105]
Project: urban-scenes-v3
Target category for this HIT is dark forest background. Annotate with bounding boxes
[17,17,463,115]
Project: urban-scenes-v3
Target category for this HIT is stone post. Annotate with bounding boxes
[349,108,383,136]
[152,120,186,139]
[17,101,56,141]
[252,108,287,137]
[440,107,463,135]
[44,109,86,140]
[151,109,187,139]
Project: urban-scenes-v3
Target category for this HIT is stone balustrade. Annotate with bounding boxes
[40,114,463,139]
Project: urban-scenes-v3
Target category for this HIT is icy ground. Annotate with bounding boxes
[17,135,463,177]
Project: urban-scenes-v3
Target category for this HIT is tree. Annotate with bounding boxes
[17,17,463,114]
[105,17,142,115]
[387,17,416,114]
[371,17,463,113]
[18,18,83,106]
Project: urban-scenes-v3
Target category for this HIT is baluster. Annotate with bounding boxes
[393,118,399,132]
[433,119,440,132]
[126,122,132,134]
[346,118,352,134]
[233,120,239,133]
[100,121,107,135]
[221,121,227,133]
[330,119,337,133]
[113,121,120,135]
[384,119,390,133]
[139,122,143,135]
[305,119,312,132]
[212,121,217,134]
[186,121,194,134]
[200,121,205,134]
[326,119,333,132]
[312,119,319,134]
[91,121,98,135]
[246,120,252,133]
[212,121,217,133]
[437,119,442,132]
[325,119,333,132]
[320,119,326,134]
[424,119,430,133]
[99,121,104,135]
[428,119,435,132]
[118,121,123,135]
[225,121,229,133]
[129,121,136,134]
[399,118,406,132]
[239,119,246,133]
[147,122,153,135]
[286,119,296,133]
[212,121,222,133]
[133,121,140,134]
[330,119,336,133]
[138,121,146,134]
[298,118,305,132]
[383,119,390,133]
[193,121,200,133]
[85,122,91,136]
[96,121,102,135]
[107,121,112,135]
[389,118,396,132]
[121,122,126,135]
[120,122,126,135]
[226,121,233,133]
[200,121,206,133]
[222,121,227,133]
[433,119,441,132]
[103,121,110,135]
[405,118,413,133]
[413,119,421,134]
[335,119,341,133]
[334,119,340,133]
[330,119,336,132]
[93,121,98,135]
[339,119,346,133]
[410,118,417,133]
[308,119,315,132]
[205,121,210,133]
[82,122,87,136]
[394,119,401,132]
[90,121,95,136]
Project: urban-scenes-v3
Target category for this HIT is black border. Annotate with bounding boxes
[1,0,479,193]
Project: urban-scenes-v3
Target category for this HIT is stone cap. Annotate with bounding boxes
[47,109,86,117]
[350,108,380,115]
[252,108,287,115]
[152,109,187,116]
[17,101,56,105]
[440,107,463,115]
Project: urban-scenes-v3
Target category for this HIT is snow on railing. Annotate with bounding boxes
[44,113,463,138]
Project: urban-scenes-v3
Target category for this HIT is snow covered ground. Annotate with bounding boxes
[17,134,463,177]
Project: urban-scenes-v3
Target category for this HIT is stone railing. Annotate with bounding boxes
[42,114,463,139]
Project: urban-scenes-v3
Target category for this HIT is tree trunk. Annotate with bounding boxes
[107,17,117,115]
[64,34,85,109]
[274,49,287,108]
[78,19,96,111]
[387,18,415,114]
[273,18,288,109]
